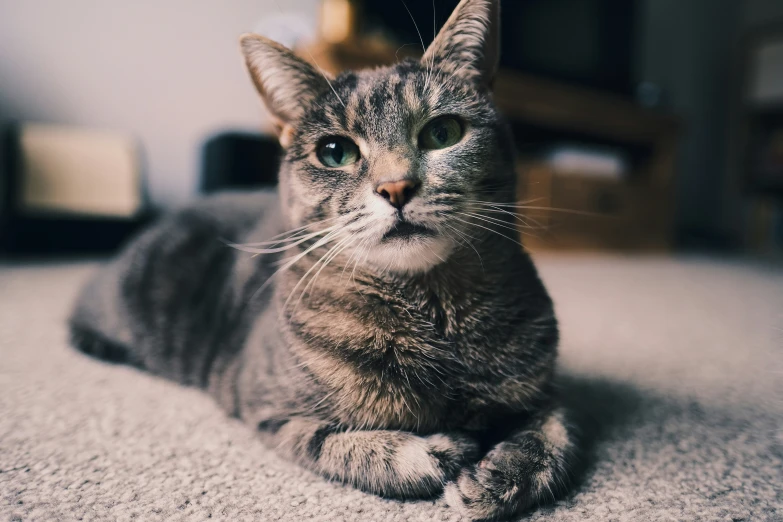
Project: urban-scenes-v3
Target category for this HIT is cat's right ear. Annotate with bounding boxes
[422,0,500,88]
[240,34,329,146]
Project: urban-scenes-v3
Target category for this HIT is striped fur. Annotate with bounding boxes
[70,1,576,518]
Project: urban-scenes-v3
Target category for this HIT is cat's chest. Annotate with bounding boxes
[286,288,506,430]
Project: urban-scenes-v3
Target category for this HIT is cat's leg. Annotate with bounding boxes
[445,407,575,520]
[70,258,145,369]
[70,323,143,367]
[259,416,480,499]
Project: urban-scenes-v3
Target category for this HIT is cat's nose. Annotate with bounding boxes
[375,179,420,209]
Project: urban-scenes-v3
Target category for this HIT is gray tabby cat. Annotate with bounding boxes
[70,0,576,518]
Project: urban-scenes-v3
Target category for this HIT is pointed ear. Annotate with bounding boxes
[240,34,330,140]
[421,0,500,87]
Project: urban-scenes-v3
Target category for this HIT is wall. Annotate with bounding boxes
[743,0,783,27]
[726,0,783,246]
[635,0,742,247]
[638,0,783,248]
[0,0,319,207]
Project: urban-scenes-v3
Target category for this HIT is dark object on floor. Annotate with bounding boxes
[0,215,154,256]
[200,132,280,193]
[0,122,152,257]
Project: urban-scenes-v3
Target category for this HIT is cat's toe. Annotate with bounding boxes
[425,432,481,480]
[445,465,530,521]
[379,432,477,498]
[445,441,552,521]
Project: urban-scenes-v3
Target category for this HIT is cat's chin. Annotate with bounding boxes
[362,235,454,274]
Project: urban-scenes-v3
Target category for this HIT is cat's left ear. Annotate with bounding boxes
[421,0,500,88]
[240,34,330,146]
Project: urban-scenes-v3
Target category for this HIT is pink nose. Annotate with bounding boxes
[375,179,420,209]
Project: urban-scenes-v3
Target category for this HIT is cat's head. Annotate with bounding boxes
[240,0,515,274]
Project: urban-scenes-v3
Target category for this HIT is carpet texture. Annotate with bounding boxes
[1,256,781,521]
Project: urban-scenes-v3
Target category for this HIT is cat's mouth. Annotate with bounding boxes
[381,220,436,242]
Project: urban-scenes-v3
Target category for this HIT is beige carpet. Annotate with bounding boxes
[1,256,781,521]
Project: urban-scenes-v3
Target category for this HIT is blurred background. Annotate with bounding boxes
[1,0,782,258]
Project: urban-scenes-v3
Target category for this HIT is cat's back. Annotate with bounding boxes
[71,190,282,384]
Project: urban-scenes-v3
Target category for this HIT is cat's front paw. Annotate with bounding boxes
[270,416,482,500]
[444,439,566,521]
[351,430,480,498]
[384,431,480,498]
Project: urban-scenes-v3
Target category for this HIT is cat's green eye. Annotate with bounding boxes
[419,116,464,150]
[317,137,360,168]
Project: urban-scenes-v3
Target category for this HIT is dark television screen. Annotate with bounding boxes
[360,0,638,96]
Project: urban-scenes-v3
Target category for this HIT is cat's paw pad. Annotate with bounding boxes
[444,441,558,520]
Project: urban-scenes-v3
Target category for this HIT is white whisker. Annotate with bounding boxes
[305,48,346,109]
[466,197,546,207]
[272,0,345,108]
[459,211,520,234]
[280,229,348,313]
[481,208,546,231]
[285,231,355,315]
[452,216,525,248]
[250,226,345,302]
[227,226,337,254]
[301,231,359,298]
[442,222,484,271]
[341,234,371,282]
[236,215,344,247]
[467,199,598,217]
[400,0,431,91]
